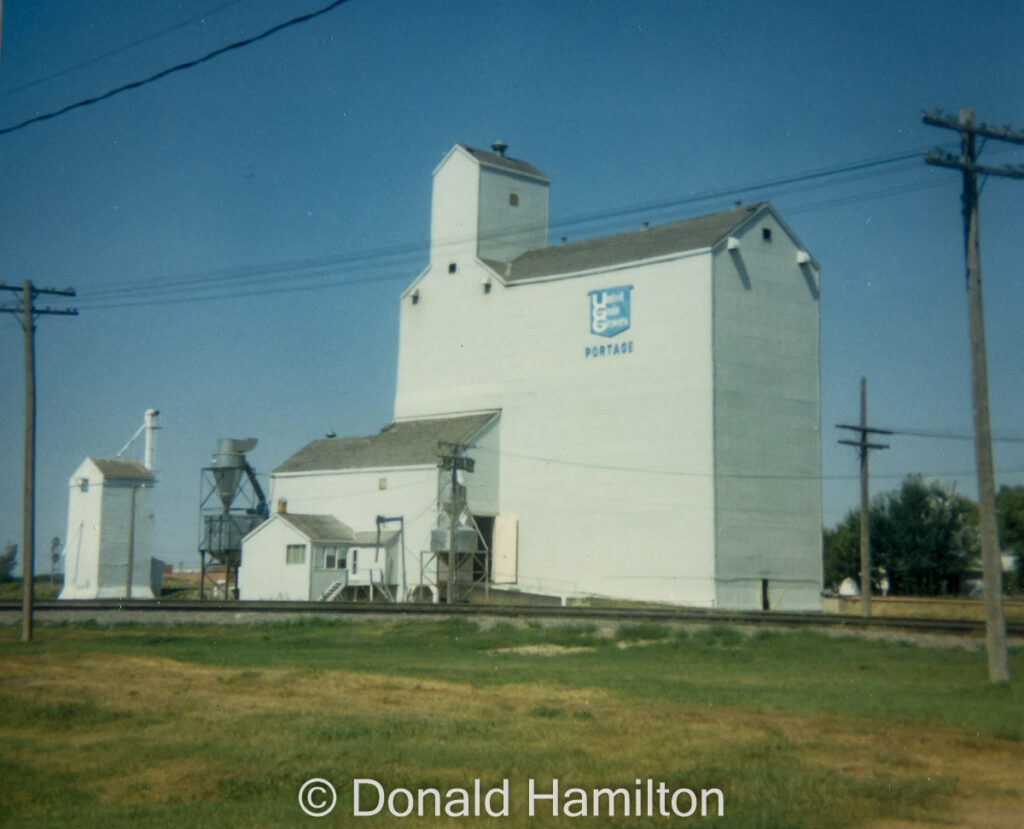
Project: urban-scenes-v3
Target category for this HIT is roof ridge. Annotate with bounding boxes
[456,143,549,181]
[498,202,772,280]
[273,412,500,474]
[524,202,763,257]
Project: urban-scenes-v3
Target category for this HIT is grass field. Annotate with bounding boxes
[0,617,1021,828]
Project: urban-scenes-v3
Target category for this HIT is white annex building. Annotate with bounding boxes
[240,143,823,610]
[59,458,161,599]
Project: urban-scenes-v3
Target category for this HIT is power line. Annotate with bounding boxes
[547,148,938,238]
[883,427,1024,443]
[67,148,957,311]
[0,0,248,100]
[0,0,353,137]
[77,241,426,302]
[472,443,1024,483]
[81,240,425,298]
[783,176,947,217]
[74,271,410,311]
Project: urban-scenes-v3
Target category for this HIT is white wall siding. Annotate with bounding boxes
[61,462,103,599]
[430,148,479,267]
[476,165,548,263]
[96,483,155,599]
[239,518,310,601]
[271,147,824,611]
[268,467,437,600]
[394,252,719,604]
[60,459,155,600]
[430,146,550,268]
[711,212,823,610]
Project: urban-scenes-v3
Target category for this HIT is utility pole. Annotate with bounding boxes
[125,485,137,599]
[50,536,60,585]
[838,377,891,617]
[438,441,475,603]
[924,108,1024,684]
[0,280,77,642]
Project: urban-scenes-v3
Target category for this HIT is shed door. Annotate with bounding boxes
[490,515,518,584]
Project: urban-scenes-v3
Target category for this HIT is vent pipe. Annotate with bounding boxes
[144,409,160,471]
[116,408,161,471]
[491,140,508,157]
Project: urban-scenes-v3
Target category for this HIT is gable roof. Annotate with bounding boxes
[88,458,155,481]
[274,412,499,474]
[354,529,400,546]
[279,513,355,542]
[483,203,766,281]
[454,143,549,181]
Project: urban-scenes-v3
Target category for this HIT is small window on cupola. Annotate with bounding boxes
[448,262,457,273]
[509,192,519,206]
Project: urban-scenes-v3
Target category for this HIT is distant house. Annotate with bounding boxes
[239,511,398,601]
[247,143,822,610]
[60,458,161,599]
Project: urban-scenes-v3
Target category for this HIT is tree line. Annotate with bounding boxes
[824,477,1024,596]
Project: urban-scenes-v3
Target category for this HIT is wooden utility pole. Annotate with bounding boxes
[0,280,77,642]
[838,377,891,617]
[446,448,458,603]
[924,108,1024,684]
[125,485,137,599]
[438,442,475,603]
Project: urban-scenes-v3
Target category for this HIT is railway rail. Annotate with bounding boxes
[2,598,1022,637]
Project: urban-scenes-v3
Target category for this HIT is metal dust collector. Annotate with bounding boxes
[198,438,267,599]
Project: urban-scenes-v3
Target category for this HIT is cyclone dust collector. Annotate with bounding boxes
[198,438,268,599]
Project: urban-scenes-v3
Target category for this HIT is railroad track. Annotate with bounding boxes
[2,599,1021,637]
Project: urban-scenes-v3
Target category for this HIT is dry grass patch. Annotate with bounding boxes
[490,644,594,656]
[1,650,1021,827]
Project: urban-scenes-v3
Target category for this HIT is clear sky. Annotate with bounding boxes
[1,0,1022,573]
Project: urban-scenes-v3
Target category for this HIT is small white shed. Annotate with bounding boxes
[238,511,398,601]
[60,457,158,599]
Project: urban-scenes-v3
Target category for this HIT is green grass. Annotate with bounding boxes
[0,575,63,600]
[5,617,1017,735]
[0,618,1020,828]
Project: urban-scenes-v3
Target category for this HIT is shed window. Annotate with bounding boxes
[315,544,347,570]
[285,544,306,565]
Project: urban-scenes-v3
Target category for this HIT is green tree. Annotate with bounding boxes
[996,485,1024,593]
[823,512,860,592]
[0,542,16,584]
[823,476,978,596]
[872,476,977,596]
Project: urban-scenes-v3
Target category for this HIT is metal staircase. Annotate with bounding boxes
[320,576,348,602]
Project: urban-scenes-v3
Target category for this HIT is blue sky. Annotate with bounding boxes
[1,0,1022,572]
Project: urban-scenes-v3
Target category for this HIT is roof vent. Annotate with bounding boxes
[491,140,508,157]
